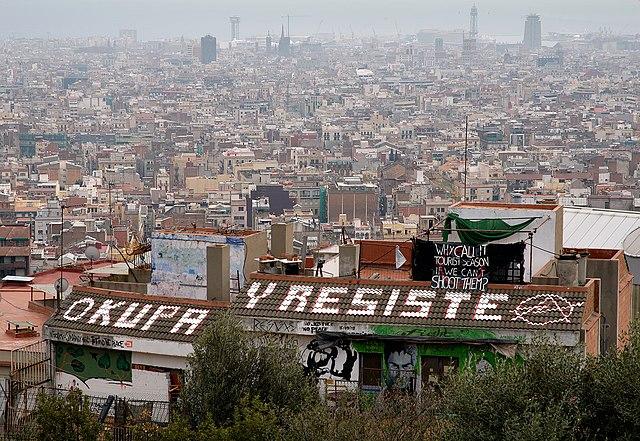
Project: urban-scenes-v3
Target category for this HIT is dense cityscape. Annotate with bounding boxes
[1,3,640,440]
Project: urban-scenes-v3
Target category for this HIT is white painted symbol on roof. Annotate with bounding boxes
[511,294,584,326]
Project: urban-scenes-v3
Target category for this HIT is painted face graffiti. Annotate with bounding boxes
[303,338,358,382]
[385,343,417,391]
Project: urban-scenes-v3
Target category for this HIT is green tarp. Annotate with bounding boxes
[443,213,536,245]
[55,342,132,383]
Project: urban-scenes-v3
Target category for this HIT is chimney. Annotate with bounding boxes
[271,223,293,258]
[339,244,359,277]
[556,253,580,287]
[207,244,230,301]
[577,252,589,286]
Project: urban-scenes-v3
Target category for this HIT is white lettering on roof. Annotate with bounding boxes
[114,303,153,329]
[245,282,276,309]
[170,308,210,335]
[312,287,345,314]
[400,289,436,318]
[279,285,314,312]
[474,293,509,321]
[236,282,582,329]
[444,292,471,319]
[140,305,181,331]
[347,288,381,316]
[383,289,400,316]
[88,300,126,326]
[63,298,95,322]
[58,296,213,336]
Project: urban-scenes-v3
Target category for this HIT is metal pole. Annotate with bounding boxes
[108,181,114,261]
[529,232,534,282]
[464,115,468,201]
[58,203,64,308]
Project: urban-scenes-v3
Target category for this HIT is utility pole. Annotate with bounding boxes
[58,202,64,307]
[108,181,113,237]
[464,115,468,201]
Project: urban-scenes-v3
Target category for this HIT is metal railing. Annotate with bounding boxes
[3,386,172,439]
[10,340,51,390]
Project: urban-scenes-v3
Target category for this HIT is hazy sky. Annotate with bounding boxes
[0,0,638,40]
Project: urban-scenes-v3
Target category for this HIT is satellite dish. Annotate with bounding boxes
[54,277,69,295]
[85,246,100,261]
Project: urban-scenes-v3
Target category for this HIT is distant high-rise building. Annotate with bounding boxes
[434,37,444,52]
[200,35,217,64]
[278,25,291,56]
[470,5,479,39]
[119,29,137,42]
[230,16,240,41]
[118,29,138,48]
[523,14,542,50]
[266,32,272,53]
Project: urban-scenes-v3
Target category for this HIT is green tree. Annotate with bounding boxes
[578,324,640,440]
[438,341,584,441]
[24,388,103,441]
[180,311,317,426]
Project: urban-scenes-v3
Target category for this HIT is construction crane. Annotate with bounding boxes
[280,14,311,37]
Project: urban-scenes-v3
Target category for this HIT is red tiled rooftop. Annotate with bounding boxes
[0,225,30,239]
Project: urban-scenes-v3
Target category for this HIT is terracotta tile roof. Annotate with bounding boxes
[0,246,30,257]
[0,225,29,239]
[359,267,411,281]
[231,274,587,332]
[45,287,228,343]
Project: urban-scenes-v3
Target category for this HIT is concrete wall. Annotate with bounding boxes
[92,280,148,293]
[242,230,268,282]
[56,368,170,421]
[615,252,634,348]
[586,258,617,353]
[586,250,634,352]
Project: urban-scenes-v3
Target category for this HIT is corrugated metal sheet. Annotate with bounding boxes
[563,207,640,250]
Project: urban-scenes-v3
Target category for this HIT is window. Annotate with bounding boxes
[360,353,382,389]
[421,356,458,390]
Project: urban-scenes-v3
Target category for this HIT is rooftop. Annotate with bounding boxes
[232,274,589,333]
[563,206,640,250]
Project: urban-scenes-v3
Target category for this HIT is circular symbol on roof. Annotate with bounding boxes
[511,294,584,326]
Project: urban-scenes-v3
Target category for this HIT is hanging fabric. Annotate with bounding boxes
[443,213,536,245]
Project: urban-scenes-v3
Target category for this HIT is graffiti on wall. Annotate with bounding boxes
[150,233,246,299]
[55,342,132,384]
[385,343,417,391]
[303,338,358,382]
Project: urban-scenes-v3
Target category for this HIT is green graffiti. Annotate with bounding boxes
[353,340,384,353]
[56,343,132,383]
[371,325,497,341]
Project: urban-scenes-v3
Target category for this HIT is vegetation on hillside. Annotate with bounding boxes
[23,315,640,441]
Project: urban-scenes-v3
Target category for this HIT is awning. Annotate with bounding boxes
[443,213,537,245]
[317,331,519,346]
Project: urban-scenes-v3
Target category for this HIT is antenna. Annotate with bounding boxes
[464,116,469,201]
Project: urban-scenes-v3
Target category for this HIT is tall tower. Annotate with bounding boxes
[278,25,291,56]
[266,32,272,53]
[230,16,240,40]
[523,14,542,50]
[470,5,478,39]
[200,35,217,64]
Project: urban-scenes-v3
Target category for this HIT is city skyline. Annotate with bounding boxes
[1,0,638,40]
